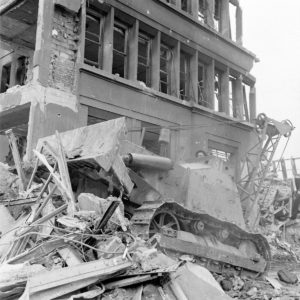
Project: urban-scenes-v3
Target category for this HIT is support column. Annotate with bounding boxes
[249,86,256,122]
[102,7,114,73]
[220,0,230,38]
[151,31,161,91]
[206,0,215,28]
[190,50,198,103]
[128,20,139,81]
[236,5,243,45]
[205,59,215,109]
[9,53,17,87]
[233,76,243,119]
[191,0,199,19]
[171,41,180,98]
[32,0,54,85]
[220,67,229,114]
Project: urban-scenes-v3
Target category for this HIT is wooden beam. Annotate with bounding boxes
[5,129,26,191]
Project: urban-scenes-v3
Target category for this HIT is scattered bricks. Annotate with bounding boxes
[277,269,298,284]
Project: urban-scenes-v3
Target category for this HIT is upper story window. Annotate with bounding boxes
[160,44,172,95]
[137,33,151,86]
[179,51,191,100]
[198,0,206,23]
[198,61,205,106]
[181,0,191,14]
[84,12,103,68]
[1,55,28,93]
[113,22,128,78]
[214,0,221,31]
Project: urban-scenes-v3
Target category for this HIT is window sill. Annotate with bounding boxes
[79,63,193,107]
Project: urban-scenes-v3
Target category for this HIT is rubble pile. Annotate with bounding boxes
[1,118,300,300]
[0,119,231,300]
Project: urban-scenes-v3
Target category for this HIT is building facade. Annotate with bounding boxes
[0,0,258,179]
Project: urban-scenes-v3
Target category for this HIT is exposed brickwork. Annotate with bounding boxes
[48,5,80,93]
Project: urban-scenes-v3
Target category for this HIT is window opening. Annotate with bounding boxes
[137,33,151,86]
[141,122,160,155]
[1,63,11,93]
[160,44,172,95]
[214,0,221,31]
[16,56,27,86]
[180,51,190,100]
[181,0,191,13]
[210,148,231,162]
[84,12,103,68]
[113,22,128,78]
[198,62,206,106]
[198,0,206,23]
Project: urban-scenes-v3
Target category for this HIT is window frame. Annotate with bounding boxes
[112,21,129,78]
[137,32,152,86]
[197,61,206,106]
[159,43,172,95]
[84,9,104,68]
[179,51,191,101]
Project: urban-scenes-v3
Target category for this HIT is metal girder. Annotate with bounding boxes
[237,113,294,230]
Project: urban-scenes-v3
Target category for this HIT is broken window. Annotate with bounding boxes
[15,56,27,86]
[113,22,128,78]
[198,61,206,106]
[84,12,103,68]
[181,0,191,13]
[137,33,151,86]
[198,0,206,23]
[0,63,11,93]
[160,44,172,95]
[214,0,221,31]
[179,51,191,100]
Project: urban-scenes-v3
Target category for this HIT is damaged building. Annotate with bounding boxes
[0,0,258,179]
[1,1,299,299]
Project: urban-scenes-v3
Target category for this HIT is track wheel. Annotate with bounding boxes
[149,210,180,237]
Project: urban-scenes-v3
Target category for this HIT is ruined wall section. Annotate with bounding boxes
[48,5,80,93]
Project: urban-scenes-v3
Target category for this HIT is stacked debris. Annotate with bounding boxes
[0,118,232,300]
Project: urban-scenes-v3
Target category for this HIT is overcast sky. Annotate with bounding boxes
[241,0,300,161]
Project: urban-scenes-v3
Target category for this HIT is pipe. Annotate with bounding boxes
[122,153,173,171]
